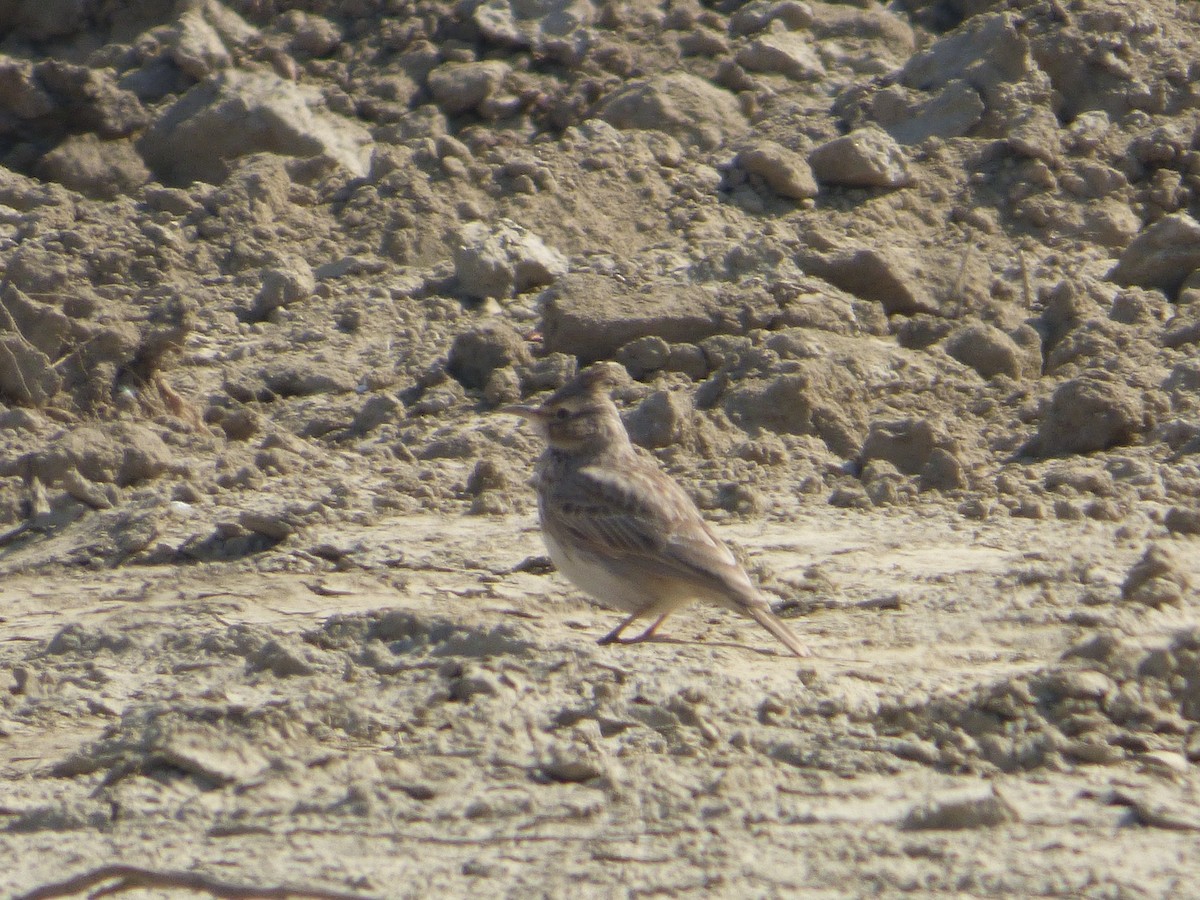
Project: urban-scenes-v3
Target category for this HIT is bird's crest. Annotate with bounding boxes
[545,362,624,405]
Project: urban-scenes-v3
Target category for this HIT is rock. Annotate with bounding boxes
[427,60,511,116]
[0,0,88,41]
[61,468,116,510]
[1164,507,1200,536]
[540,274,728,361]
[736,31,824,80]
[729,1,813,36]
[615,335,671,379]
[796,247,937,315]
[34,60,148,137]
[861,459,906,506]
[0,57,56,119]
[0,283,74,355]
[238,508,295,542]
[447,322,533,390]
[901,788,1019,831]
[861,418,936,476]
[599,73,747,149]
[1029,377,1146,457]
[289,13,341,56]
[874,80,985,144]
[347,393,400,435]
[1037,279,1103,353]
[252,260,316,318]
[920,447,967,492]
[451,219,567,299]
[171,7,234,80]
[247,638,315,676]
[1180,270,1200,307]
[225,362,355,403]
[1164,319,1200,350]
[896,315,954,350]
[1121,544,1188,608]
[1108,213,1200,297]
[624,389,693,449]
[215,407,259,441]
[0,408,45,432]
[723,365,865,456]
[734,142,818,200]
[157,726,271,783]
[0,335,61,406]
[34,134,150,200]
[471,0,593,61]
[900,12,1032,106]
[139,69,371,185]
[1006,105,1062,164]
[261,364,355,399]
[5,424,174,486]
[1109,287,1170,325]
[809,127,912,188]
[809,3,915,60]
[942,323,1031,380]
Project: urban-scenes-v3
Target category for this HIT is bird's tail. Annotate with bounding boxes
[746,602,810,658]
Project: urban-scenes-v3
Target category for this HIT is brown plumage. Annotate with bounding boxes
[506,364,809,657]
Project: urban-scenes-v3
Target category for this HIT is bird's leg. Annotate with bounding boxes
[621,614,669,644]
[597,612,639,645]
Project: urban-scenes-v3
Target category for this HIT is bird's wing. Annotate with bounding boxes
[544,462,748,592]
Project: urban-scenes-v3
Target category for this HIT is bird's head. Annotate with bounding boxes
[504,363,630,453]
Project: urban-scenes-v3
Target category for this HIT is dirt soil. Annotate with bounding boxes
[3,0,1200,896]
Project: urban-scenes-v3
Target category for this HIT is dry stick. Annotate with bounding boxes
[1019,247,1033,310]
[951,244,974,319]
[13,864,378,900]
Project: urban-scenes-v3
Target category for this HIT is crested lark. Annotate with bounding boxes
[506,363,809,657]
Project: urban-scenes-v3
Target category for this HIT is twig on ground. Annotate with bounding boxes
[13,864,378,900]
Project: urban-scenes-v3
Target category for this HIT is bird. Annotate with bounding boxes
[505,363,809,658]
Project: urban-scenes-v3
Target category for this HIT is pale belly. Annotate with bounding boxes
[541,528,688,616]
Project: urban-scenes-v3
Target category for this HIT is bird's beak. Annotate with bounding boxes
[502,403,549,439]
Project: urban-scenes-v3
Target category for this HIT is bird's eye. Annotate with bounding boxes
[554,407,570,420]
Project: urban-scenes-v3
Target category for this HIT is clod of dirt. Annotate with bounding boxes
[139,69,371,185]
[731,141,818,200]
[723,365,865,456]
[0,335,60,406]
[615,335,670,380]
[899,12,1032,105]
[1164,507,1200,536]
[471,0,593,58]
[943,322,1037,380]
[250,260,316,321]
[540,274,729,361]
[795,246,938,315]
[624,389,693,450]
[1028,376,1147,457]
[808,127,912,188]
[9,424,175,487]
[1121,544,1189,608]
[34,134,150,200]
[729,1,813,36]
[450,219,567,300]
[427,60,511,116]
[873,80,985,145]
[919,447,967,493]
[860,418,936,476]
[447,322,533,391]
[736,31,824,81]
[901,787,1019,831]
[1108,213,1200,297]
[598,73,747,149]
